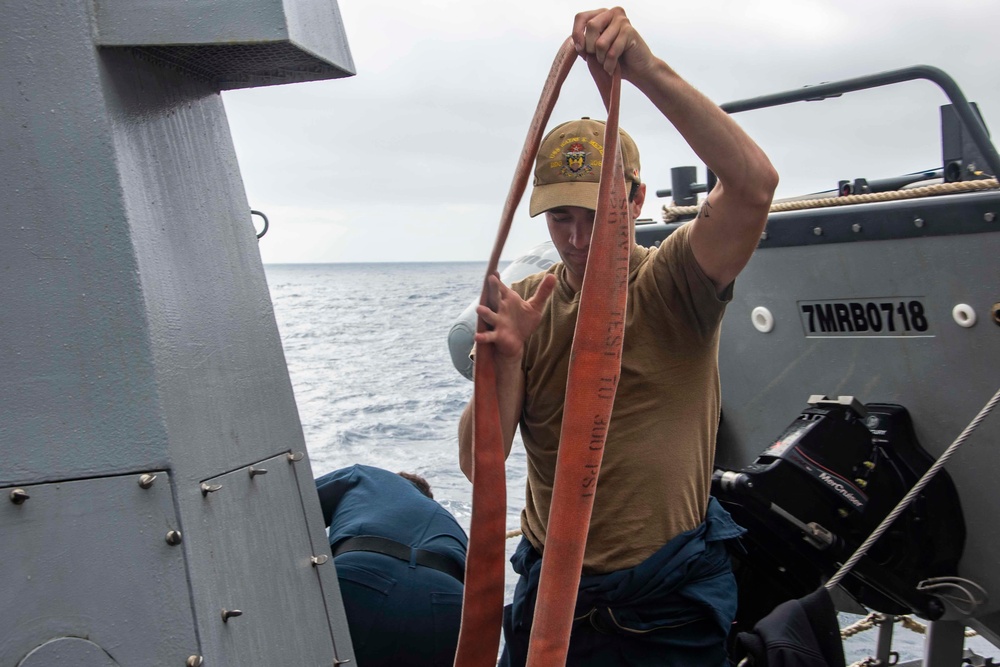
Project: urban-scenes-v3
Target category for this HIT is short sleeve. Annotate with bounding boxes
[643,223,731,339]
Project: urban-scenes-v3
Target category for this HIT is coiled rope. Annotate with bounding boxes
[661,177,999,223]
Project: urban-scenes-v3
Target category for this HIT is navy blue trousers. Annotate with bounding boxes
[335,551,463,667]
[499,499,742,666]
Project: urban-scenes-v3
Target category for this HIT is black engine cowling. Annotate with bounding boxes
[713,395,965,632]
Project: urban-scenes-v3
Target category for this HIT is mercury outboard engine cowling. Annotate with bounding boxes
[713,395,965,631]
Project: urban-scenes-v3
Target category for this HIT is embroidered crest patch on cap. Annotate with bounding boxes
[560,140,598,178]
[529,117,641,217]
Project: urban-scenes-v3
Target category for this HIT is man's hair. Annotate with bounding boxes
[397,471,433,499]
[628,179,641,204]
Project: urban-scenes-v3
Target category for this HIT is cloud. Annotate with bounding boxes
[255,206,353,264]
[224,0,1000,263]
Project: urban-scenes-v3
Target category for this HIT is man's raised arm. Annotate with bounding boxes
[575,7,779,293]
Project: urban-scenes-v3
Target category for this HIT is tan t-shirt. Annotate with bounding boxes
[511,223,731,574]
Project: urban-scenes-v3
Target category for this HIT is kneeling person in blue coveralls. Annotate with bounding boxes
[315,464,468,667]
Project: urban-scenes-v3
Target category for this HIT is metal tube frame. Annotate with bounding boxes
[713,65,1000,188]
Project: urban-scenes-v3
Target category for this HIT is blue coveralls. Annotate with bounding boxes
[500,498,745,667]
[315,465,468,667]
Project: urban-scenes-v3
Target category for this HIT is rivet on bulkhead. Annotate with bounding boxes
[166,530,183,546]
[812,227,822,236]
[186,656,204,667]
[851,223,862,233]
[9,488,30,505]
[287,452,304,463]
[200,483,222,497]
[221,609,243,623]
[914,217,925,228]
[248,466,268,478]
[311,555,330,567]
[985,212,996,223]
[138,474,157,489]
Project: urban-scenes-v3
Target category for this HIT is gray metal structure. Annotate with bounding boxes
[708,191,1000,661]
[1,1,356,665]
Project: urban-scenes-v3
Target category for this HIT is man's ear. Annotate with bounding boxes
[630,183,647,217]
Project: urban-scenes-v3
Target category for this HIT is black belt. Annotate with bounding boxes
[332,535,465,584]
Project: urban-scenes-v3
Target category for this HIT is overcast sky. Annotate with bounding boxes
[222,0,1000,264]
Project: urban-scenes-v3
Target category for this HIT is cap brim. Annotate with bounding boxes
[529,181,601,217]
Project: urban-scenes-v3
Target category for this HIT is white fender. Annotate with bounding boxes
[448,242,561,379]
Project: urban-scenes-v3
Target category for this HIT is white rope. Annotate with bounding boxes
[661,178,999,222]
[840,613,978,640]
[826,387,1000,590]
[848,659,880,667]
[840,613,881,638]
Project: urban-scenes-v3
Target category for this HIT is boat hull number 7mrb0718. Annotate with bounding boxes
[798,298,931,338]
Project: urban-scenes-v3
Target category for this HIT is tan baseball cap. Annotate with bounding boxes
[528,117,641,218]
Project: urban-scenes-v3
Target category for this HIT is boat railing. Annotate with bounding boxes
[719,65,999,179]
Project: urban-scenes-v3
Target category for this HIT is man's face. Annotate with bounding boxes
[545,205,595,291]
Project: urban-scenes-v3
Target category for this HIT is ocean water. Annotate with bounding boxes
[265,261,517,516]
[265,261,530,605]
[264,261,996,665]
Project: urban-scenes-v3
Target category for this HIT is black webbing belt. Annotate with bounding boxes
[332,535,465,584]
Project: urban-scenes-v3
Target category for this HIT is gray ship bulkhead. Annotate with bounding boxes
[1,0,357,664]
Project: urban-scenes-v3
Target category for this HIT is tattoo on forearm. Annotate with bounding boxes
[701,200,713,218]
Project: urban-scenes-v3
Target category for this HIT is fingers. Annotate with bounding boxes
[484,273,500,311]
[572,8,606,53]
[600,29,633,75]
[573,7,634,74]
[528,273,558,310]
[476,304,499,327]
[473,329,496,345]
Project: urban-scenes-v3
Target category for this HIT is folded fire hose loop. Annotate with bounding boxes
[454,36,631,667]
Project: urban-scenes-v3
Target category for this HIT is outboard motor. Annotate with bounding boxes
[448,242,560,379]
[714,395,965,631]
